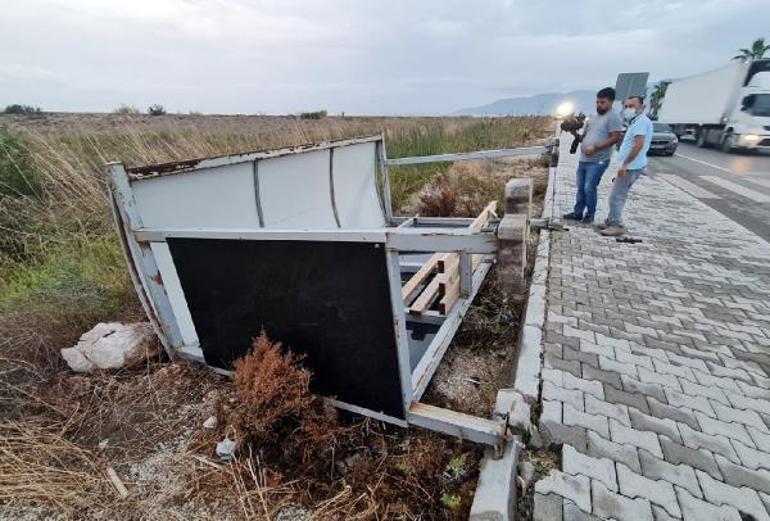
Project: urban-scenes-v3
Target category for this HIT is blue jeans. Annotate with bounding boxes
[573,160,610,219]
[607,168,644,226]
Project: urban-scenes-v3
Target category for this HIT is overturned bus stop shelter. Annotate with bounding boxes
[106,134,546,453]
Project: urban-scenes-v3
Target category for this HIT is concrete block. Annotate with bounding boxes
[469,439,521,521]
[505,177,532,216]
[497,213,528,294]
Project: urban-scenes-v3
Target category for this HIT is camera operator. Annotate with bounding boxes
[562,87,622,224]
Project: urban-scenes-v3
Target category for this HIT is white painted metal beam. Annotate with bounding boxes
[385,146,546,166]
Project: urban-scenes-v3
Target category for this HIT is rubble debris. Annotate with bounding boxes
[216,437,236,461]
[202,416,218,429]
[106,466,129,499]
[60,322,158,372]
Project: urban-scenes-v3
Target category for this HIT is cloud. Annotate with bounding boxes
[0,0,767,114]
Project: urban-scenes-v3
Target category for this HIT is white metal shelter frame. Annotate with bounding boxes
[107,134,546,452]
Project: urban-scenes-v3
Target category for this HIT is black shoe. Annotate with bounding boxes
[563,212,582,220]
[581,216,594,224]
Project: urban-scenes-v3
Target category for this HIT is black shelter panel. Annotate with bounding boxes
[167,238,405,419]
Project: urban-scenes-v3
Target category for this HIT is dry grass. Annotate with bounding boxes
[0,421,107,508]
[0,113,551,518]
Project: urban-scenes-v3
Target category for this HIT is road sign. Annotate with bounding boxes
[616,72,649,101]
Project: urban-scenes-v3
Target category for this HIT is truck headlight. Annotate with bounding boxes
[743,134,761,142]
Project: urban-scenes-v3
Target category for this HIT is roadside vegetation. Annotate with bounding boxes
[0,113,550,518]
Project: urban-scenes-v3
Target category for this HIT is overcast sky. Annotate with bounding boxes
[1,0,767,115]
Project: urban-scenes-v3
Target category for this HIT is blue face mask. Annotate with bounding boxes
[622,108,637,121]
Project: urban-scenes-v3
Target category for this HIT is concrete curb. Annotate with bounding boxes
[470,161,557,520]
[469,436,523,521]
[510,159,556,416]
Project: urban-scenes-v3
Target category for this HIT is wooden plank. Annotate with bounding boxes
[401,252,447,304]
[404,202,496,314]
[406,401,506,449]
[409,276,441,315]
[438,275,460,315]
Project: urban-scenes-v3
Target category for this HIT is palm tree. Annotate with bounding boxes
[733,38,770,61]
[649,81,670,119]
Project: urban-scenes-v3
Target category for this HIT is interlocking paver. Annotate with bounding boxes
[616,463,680,518]
[647,397,699,430]
[535,471,591,513]
[714,454,770,495]
[727,392,770,416]
[638,366,682,391]
[530,133,770,520]
[638,449,702,498]
[604,384,650,414]
[678,420,740,464]
[696,470,770,521]
[675,488,742,521]
[695,412,755,447]
[628,409,681,444]
[679,379,730,406]
[563,403,609,438]
[732,439,770,471]
[609,419,662,458]
[562,444,617,492]
[585,394,630,427]
[620,375,666,403]
[591,481,653,521]
[664,388,715,417]
[585,430,641,473]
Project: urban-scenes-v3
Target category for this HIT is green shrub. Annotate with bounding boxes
[300,110,327,120]
[147,104,166,116]
[0,236,133,318]
[0,132,39,198]
[4,104,42,115]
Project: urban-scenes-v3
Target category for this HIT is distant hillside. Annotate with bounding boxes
[454,90,597,116]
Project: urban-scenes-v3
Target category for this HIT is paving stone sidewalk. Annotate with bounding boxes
[533,136,770,521]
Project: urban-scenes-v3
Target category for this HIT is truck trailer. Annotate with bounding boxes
[658,59,770,152]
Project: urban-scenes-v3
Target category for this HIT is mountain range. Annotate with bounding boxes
[454,90,597,116]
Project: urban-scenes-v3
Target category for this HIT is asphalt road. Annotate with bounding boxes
[646,141,770,242]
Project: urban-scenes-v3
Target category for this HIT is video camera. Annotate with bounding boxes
[560,112,587,154]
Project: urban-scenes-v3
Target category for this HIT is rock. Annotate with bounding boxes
[273,505,311,521]
[202,416,218,429]
[216,437,236,461]
[519,461,536,489]
[61,322,158,372]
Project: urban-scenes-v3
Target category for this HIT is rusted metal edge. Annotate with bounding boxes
[123,135,382,180]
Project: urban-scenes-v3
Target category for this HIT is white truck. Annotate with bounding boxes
[658,59,770,152]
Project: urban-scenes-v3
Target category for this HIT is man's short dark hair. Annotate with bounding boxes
[627,95,644,105]
[597,87,615,101]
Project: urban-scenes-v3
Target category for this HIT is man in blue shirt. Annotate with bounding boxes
[598,95,653,237]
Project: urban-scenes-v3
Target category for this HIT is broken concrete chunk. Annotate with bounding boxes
[203,416,218,430]
[216,437,236,461]
[61,322,158,372]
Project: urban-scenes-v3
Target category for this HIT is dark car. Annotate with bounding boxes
[649,122,678,156]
